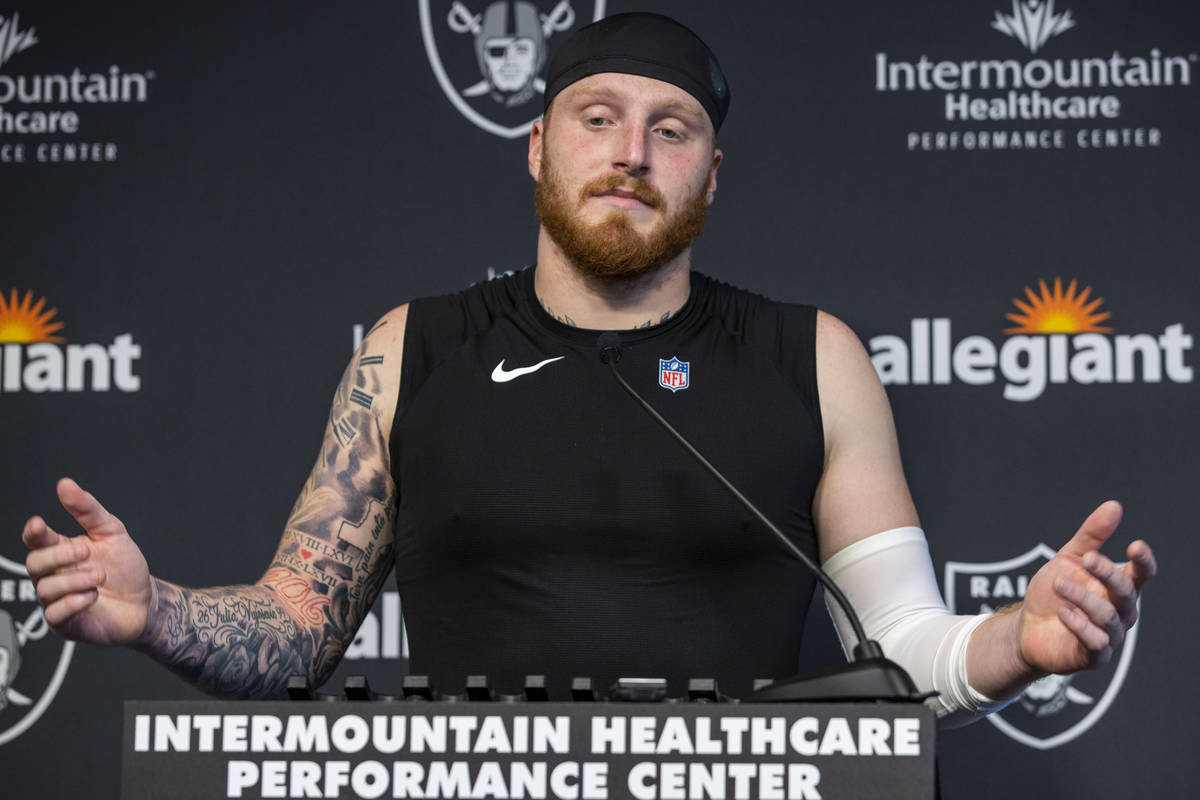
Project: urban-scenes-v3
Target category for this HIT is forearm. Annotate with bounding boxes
[131,577,323,699]
[822,527,1027,726]
[964,603,1045,701]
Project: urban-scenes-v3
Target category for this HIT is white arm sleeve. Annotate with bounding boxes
[821,527,1015,728]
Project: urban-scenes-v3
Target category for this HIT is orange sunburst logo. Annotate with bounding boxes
[1004,278,1113,335]
[0,289,66,343]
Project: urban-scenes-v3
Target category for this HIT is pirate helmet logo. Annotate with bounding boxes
[420,1,607,138]
[0,554,75,746]
[944,544,1139,750]
[1018,672,1095,718]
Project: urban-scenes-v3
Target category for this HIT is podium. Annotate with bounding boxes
[121,693,936,799]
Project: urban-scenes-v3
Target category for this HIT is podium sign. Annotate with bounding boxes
[122,700,935,799]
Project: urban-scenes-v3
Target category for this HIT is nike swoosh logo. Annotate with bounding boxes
[491,356,565,383]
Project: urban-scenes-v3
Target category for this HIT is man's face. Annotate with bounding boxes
[529,73,722,281]
[485,36,538,91]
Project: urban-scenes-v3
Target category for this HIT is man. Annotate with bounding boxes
[21,13,1154,721]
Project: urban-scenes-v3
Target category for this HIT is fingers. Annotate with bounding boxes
[24,515,91,581]
[56,477,124,540]
[24,506,104,629]
[1051,545,1144,664]
[22,515,64,551]
[1058,500,1123,560]
[1056,605,1113,665]
[1081,551,1138,626]
[1054,575,1124,659]
[35,566,105,608]
[1124,539,1158,591]
[1045,508,1154,672]
[43,588,100,627]
[25,536,90,579]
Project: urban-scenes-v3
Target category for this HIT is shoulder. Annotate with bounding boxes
[406,270,526,337]
[815,310,886,407]
[388,271,527,413]
[359,303,409,369]
[692,273,818,345]
[366,303,409,353]
[816,310,873,369]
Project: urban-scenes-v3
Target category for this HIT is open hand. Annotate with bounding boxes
[22,478,154,646]
[1018,501,1157,674]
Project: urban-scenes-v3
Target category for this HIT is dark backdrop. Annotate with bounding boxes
[3,1,1196,796]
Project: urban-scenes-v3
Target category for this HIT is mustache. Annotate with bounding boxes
[581,174,664,209]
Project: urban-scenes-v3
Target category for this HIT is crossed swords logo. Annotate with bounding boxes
[447,0,575,98]
[0,608,48,709]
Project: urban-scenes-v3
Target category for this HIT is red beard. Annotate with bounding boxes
[535,158,710,281]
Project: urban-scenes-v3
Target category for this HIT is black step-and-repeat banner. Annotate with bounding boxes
[3,1,1196,797]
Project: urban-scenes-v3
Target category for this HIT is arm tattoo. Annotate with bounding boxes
[135,581,314,699]
[135,330,398,699]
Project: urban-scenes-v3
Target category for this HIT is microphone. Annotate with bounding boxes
[597,332,622,364]
[595,333,925,703]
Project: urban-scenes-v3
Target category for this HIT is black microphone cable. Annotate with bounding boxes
[596,332,885,664]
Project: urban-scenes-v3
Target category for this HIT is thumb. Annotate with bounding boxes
[1058,500,1123,559]
[56,477,125,540]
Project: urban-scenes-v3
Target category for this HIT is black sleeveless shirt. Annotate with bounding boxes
[388,267,824,697]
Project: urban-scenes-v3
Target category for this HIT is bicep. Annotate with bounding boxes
[811,310,920,563]
[256,305,408,645]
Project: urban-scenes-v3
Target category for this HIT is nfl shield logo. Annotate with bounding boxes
[944,544,1140,750]
[659,357,689,392]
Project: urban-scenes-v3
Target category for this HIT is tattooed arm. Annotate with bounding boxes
[22,306,408,699]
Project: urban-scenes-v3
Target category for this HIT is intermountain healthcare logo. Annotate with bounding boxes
[869,279,1193,401]
[991,0,1075,54]
[0,11,36,67]
[874,3,1196,152]
[0,10,154,165]
[944,545,1139,749]
[421,1,606,138]
[0,289,142,392]
[0,554,74,746]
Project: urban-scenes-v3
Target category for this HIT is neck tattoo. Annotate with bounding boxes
[539,299,676,330]
[631,310,676,329]
[541,301,578,328]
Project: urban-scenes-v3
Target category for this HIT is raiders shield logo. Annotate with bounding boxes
[944,544,1139,750]
[0,554,74,746]
[420,0,607,138]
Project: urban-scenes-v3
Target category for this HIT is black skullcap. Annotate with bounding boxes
[543,12,730,132]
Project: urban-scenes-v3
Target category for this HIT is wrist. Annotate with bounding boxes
[1003,602,1049,686]
[130,576,166,652]
[967,604,1046,701]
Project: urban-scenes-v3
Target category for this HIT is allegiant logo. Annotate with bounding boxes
[869,279,1193,402]
[0,289,141,393]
